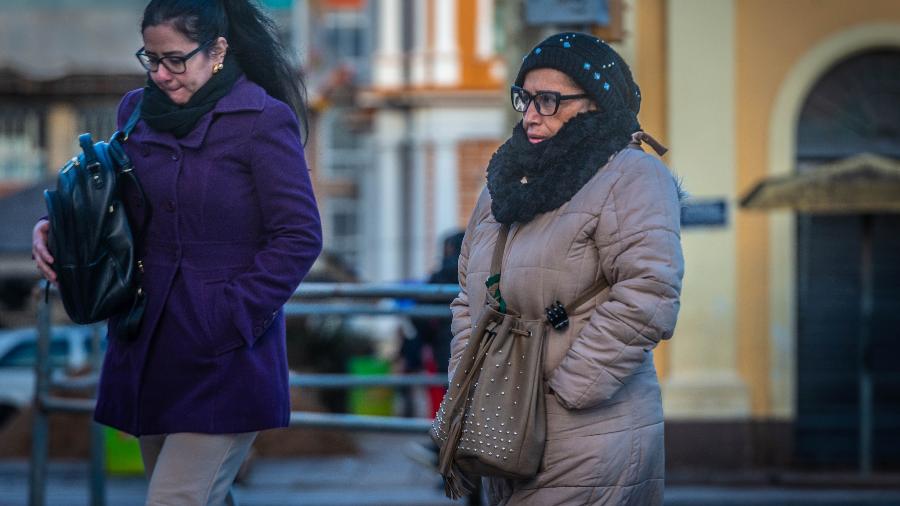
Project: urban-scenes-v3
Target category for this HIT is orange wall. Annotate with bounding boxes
[457,0,502,89]
[735,0,900,416]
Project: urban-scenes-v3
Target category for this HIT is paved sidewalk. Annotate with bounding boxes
[4,433,900,506]
[1,434,454,506]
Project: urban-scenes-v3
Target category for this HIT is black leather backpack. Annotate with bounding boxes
[43,103,149,340]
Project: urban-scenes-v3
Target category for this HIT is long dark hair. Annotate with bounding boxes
[141,0,309,141]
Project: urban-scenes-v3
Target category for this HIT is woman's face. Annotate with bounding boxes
[521,68,596,144]
[141,23,226,105]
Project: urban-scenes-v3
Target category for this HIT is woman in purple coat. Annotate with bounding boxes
[32,0,322,503]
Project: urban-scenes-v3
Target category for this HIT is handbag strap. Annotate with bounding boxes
[484,223,605,317]
[489,224,510,277]
[484,224,510,313]
[565,279,607,313]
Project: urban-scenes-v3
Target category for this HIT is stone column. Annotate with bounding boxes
[410,0,429,86]
[433,0,460,86]
[432,137,460,244]
[365,110,406,281]
[373,0,404,89]
[662,0,750,419]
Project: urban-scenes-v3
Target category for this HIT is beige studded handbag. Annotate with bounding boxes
[431,224,545,499]
[431,224,607,499]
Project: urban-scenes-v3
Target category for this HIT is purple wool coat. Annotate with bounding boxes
[94,76,322,436]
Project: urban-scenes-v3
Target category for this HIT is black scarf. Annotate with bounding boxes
[486,109,638,224]
[140,54,242,138]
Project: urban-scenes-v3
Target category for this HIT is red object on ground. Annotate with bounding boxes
[422,348,446,418]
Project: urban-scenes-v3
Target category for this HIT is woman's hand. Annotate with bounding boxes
[32,219,57,284]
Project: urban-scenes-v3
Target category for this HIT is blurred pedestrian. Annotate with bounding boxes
[402,230,484,504]
[31,0,322,504]
[396,231,464,417]
[448,32,684,505]
[411,230,464,415]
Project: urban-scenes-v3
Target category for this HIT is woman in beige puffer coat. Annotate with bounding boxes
[448,33,684,505]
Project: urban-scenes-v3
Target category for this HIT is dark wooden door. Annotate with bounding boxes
[795,50,900,469]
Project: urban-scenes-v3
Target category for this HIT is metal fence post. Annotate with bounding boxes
[88,325,106,506]
[89,422,106,506]
[28,286,51,506]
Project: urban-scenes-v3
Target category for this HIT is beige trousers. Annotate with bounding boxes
[139,432,257,506]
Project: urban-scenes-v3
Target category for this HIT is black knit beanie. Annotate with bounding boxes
[515,32,641,120]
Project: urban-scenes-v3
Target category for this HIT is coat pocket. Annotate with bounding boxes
[201,278,246,356]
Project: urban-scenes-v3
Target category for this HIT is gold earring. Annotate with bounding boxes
[213,62,224,74]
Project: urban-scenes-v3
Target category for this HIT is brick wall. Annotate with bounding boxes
[456,138,501,226]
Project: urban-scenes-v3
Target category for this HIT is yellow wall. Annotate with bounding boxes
[663,0,753,420]
[635,0,670,379]
[46,104,78,170]
[734,0,900,417]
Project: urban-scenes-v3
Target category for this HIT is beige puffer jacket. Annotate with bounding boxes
[449,147,684,505]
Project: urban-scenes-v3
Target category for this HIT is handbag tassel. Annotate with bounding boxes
[437,364,481,500]
[438,410,476,499]
[436,316,499,499]
[443,462,477,500]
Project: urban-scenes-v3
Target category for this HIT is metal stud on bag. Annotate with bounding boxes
[545,300,569,330]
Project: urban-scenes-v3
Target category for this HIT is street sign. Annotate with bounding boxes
[681,199,728,228]
[525,0,610,26]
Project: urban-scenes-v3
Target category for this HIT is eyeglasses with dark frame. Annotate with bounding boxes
[135,39,214,74]
[510,85,590,116]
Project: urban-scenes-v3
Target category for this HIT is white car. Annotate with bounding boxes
[0,325,104,424]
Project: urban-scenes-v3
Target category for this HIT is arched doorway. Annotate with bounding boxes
[794,49,900,469]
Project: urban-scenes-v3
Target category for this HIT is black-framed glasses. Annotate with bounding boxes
[511,85,589,116]
[135,39,213,74]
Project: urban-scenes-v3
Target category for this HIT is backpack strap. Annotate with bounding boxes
[109,97,142,144]
[78,133,100,172]
[107,99,151,243]
[122,99,142,140]
[108,100,151,336]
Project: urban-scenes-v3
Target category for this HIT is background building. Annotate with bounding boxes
[638,0,900,471]
[0,0,898,473]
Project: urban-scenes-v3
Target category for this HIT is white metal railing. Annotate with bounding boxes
[29,282,456,506]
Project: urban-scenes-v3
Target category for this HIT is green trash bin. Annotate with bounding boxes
[347,356,394,416]
[104,427,144,475]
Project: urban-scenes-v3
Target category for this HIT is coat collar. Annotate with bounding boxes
[176,75,266,148]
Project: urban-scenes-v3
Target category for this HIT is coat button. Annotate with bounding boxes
[165,200,176,212]
[171,153,179,161]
